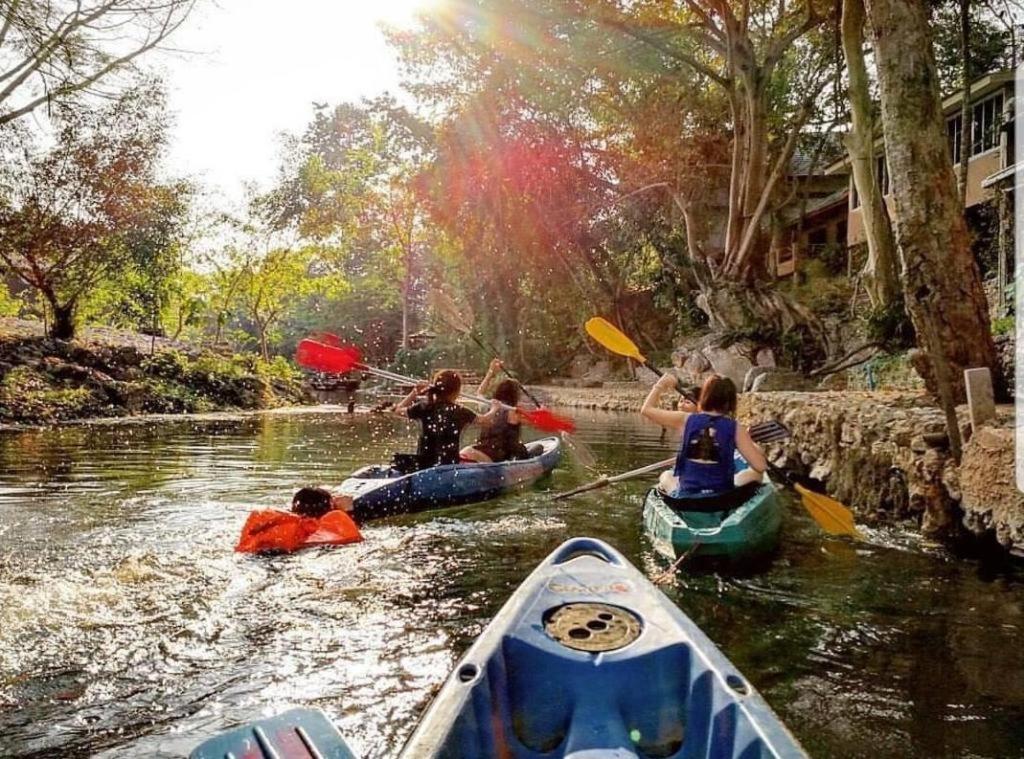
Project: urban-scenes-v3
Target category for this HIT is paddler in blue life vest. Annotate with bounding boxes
[641,373,766,496]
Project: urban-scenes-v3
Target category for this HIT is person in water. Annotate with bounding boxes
[291,486,353,516]
[641,373,766,496]
[460,359,529,463]
[395,369,498,470]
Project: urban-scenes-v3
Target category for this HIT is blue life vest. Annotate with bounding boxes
[672,413,737,494]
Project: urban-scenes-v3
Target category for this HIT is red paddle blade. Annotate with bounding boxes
[295,339,362,373]
[520,407,576,433]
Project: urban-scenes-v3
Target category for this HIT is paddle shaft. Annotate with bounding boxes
[359,363,497,408]
[642,362,697,404]
[459,325,547,409]
[551,457,675,500]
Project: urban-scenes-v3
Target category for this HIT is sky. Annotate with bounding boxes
[158,0,436,203]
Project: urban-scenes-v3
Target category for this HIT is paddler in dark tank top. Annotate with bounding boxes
[640,373,767,496]
[394,369,498,470]
[461,359,530,463]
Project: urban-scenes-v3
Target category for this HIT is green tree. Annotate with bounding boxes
[0,80,183,339]
[235,246,347,359]
[82,181,194,338]
[391,0,839,363]
[260,97,437,352]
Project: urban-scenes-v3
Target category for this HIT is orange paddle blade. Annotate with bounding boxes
[295,339,363,373]
[311,331,343,347]
[520,407,576,433]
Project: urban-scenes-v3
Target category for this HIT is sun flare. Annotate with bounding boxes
[372,0,439,25]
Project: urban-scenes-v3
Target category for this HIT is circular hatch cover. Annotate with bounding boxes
[544,603,642,652]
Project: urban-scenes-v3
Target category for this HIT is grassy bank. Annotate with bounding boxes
[0,319,307,425]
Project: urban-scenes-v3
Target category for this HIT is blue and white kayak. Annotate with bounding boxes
[339,437,561,522]
[403,536,806,757]
[190,708,356,759]
[189,537,805,758]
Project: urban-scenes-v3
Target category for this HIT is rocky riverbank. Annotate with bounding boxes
[0,319,307,426]
[534,382,1022,557]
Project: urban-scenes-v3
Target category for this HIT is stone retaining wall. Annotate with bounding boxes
[738,392,965,536]
[529,384,652,412]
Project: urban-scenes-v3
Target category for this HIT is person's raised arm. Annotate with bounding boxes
[473,398,501,426]
[735,424,767,474]
[641,374,688,430]
[477,358,503,396]
[395,382,428,416]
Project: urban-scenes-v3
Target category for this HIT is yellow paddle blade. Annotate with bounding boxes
[585,317,647,363]
[794,483,864,539]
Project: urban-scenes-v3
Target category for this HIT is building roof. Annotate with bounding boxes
[779,187,849,224]
[940,70,1015,114]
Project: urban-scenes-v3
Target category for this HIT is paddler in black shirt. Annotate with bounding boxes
[394,369,498,470]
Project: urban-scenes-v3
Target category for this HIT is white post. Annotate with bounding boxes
[964,367,996,433]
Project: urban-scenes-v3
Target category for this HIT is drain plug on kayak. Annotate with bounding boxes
[544,603,642,652]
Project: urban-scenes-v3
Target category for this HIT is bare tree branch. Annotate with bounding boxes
[0,0,198,126]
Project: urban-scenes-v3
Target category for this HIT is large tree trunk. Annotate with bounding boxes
[864,0,999,459]
[51,301,76,340]
[841,0,901,307]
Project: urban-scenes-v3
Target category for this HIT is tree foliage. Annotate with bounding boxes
[0,80,190,339]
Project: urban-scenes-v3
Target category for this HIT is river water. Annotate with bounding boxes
[0,408,1021,758]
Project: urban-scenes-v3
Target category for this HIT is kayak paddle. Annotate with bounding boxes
[551,422,789,501]
[431,291,597,469]
[766,464,863,538]
[295,339,577,434]
[551,457,675,500]
[585,317,695,401]
[584,318,862,539]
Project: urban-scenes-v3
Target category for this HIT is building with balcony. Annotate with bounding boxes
[773,69,1016,314]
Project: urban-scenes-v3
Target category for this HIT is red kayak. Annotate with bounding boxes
[235,509,362,554]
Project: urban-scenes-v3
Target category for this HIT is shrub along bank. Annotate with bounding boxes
[0,335,307,425]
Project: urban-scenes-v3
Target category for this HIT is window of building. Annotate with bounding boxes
[947,92,1004,162]
[973,92,1003,154]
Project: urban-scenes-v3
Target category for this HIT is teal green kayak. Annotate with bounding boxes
[642,478,782,560]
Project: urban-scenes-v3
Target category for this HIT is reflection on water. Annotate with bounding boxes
[0,407,1022,758]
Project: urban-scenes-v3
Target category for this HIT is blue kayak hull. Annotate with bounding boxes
[340,437,561,521]
[403,537,806,758]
